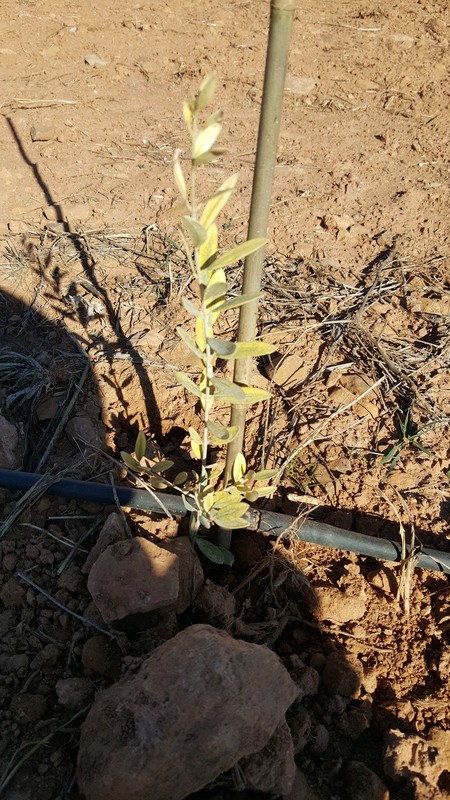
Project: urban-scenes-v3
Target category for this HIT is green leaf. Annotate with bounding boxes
[121,451,143,472]
[148,460,174,474]
[192,122,221,159]
[203,238,267,273]
[195,537,234,565]
[210,376,246,402]
[212,511,249,530]
[174,371,202,398]
[181,296,201,318]
[212,291,260,313]
[194,73,217,112]
[176,327,203,359]
[207,420,239,444]
[173,471,188,486]
[208,338,276,359]
[134,430,146,462]
[208,338,236,357]
[204,282,227,304]
[252,469,278,481]
[182,216,208,247]
[200,173,238,229]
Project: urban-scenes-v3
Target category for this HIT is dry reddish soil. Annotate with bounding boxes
[0,1,449,798]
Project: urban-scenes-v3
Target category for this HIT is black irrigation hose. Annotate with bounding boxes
[0,469,449,575]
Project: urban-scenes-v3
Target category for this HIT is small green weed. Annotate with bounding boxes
[381,406,435,475]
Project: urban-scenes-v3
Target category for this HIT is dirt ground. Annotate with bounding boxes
[0,0,449,798]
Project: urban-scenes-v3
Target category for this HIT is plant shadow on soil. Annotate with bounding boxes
[1,288,449,800]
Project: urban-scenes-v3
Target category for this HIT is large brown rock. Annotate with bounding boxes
[77,624,298,800]
[87,536,179,623]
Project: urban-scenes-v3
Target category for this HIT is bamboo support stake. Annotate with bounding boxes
[224,0,295,482]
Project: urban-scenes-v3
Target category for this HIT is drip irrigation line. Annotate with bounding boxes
[0,468,449,575]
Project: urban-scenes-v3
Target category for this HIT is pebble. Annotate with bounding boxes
[345,761,389,800]
[56,677,94,710]
[0,415,21,469]
[30,122,57,141]
[10,693,47,725]
[0,578,26,608]
[81,635,122,679]
[322,651,362,697]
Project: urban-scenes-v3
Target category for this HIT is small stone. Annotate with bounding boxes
[36,395,59,420]
[81,635,122,679]
[0,609,17,636]
[313,582,366,623]
[282,767,320,800]
[57,565,85,593]
[0,654,29,674]
[309,723,329,755]
[294,666,320,701]
[87,537,180,623]
[30,643,60,670]
[56,677,94,710]
[84,52,108,66]
[268,354,309,391]
[193,579,236,626]
[3,553,18,571]
[10,693,47,724]
[285,75,316,95]
[0,415,21,469]
[289,707,311,753]
[61,202,91,223]
[83,512,125,574]
[30,123,57,142]
[65,415,104,452]
[239,720,296,795]
[322,651,362,697]
[345,761,389,800]
[1,578,26,608]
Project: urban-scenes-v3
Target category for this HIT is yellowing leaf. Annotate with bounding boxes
[240,386,271,404]
[207,420,239,444]
[200,174,238,229]
[183,100,193,129]
[202,238,267,273]
[182,216,208,247]
[173,150,188,203]
[228,340,277,359]
[192,148,226,167]
[199,223,218,270]
[204,282,227,305]
[194,73,216,112]
[195,317,207,352]
[192,122,221,159]
[210,376,246,402]
[233,452,246,482]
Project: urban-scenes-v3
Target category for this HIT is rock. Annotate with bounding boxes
[193,579,236,626]
[239,720,296,795]
[81,635,122,679]
[289,707,311,753]
[285,75,316,95]
[0,654,29,674]
[337,708,370,740]
[268,354,309,391]
[0,415,21,469]
[56,677,94,710]
[313,582,366,623]
[0,609,17,636]
[293,665,320,701]
[87,537,179,623]
[65,414,104,453]
[57,565,85,593]
[322,651,362,697]
[84,52,108,66]
[77,624,298,800]
[30,122,56,141]
[82,512,126,574]
[283,767,320,800]
[0,578,26,608]
[345,761,389,800]
[30,643,60,670]
[10,693,47,724]
[162,537,204,613]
